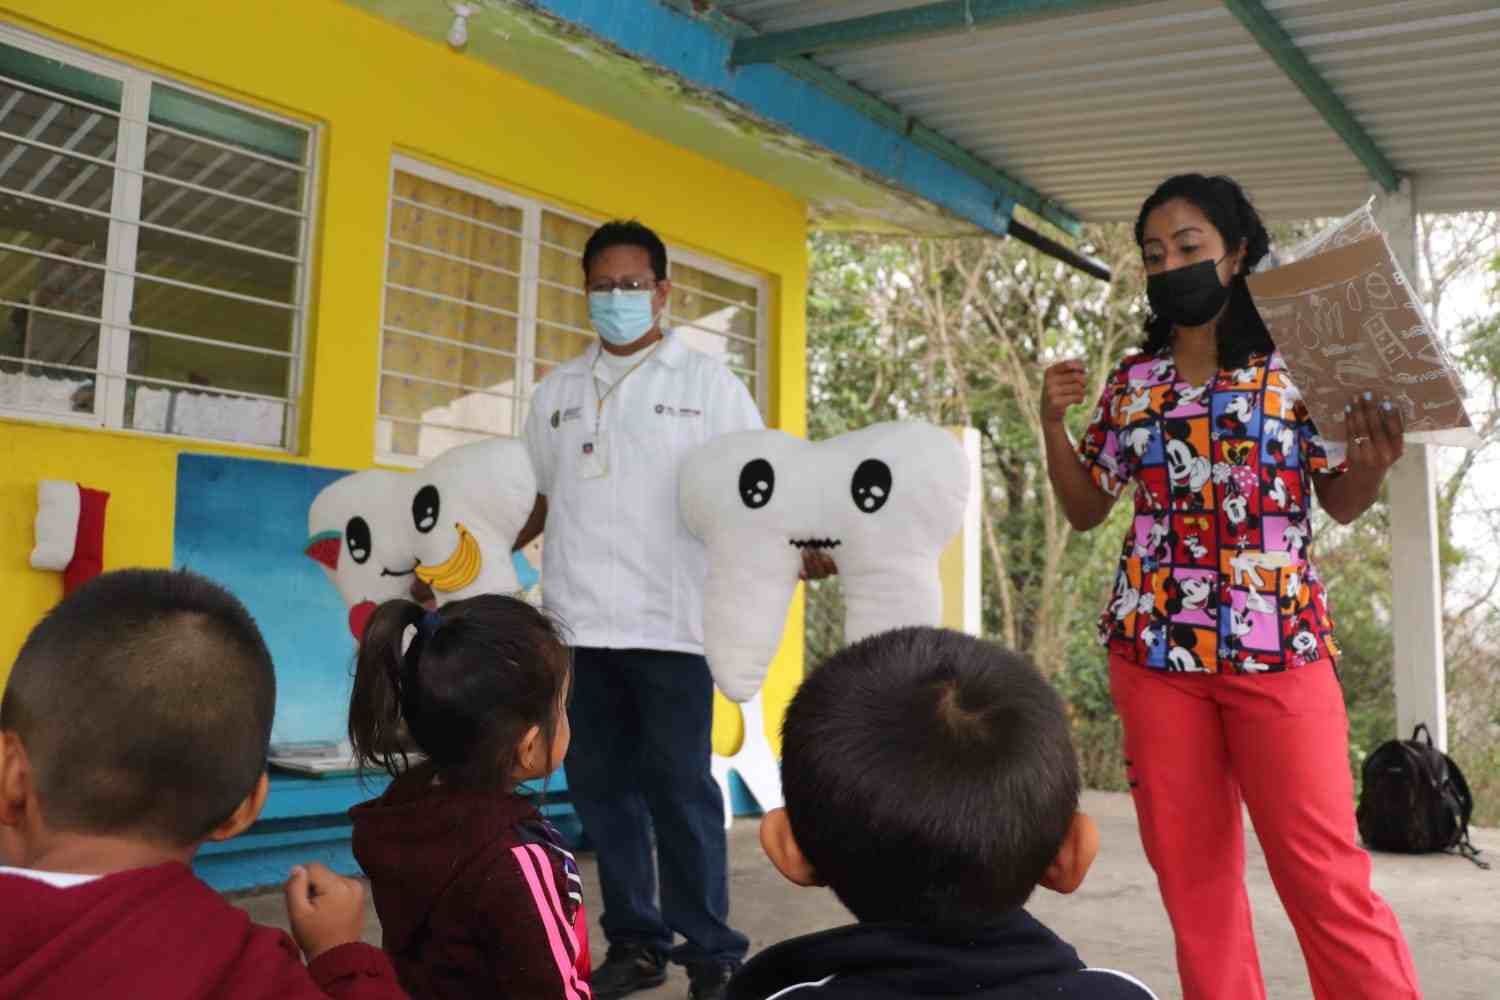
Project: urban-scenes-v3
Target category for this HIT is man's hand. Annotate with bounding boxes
[284,862,368,962]
[410,578,436,609]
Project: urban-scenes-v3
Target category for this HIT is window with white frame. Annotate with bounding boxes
[377,156,767,463]
[0,29,314,449]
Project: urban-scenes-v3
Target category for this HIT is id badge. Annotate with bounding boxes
[579,437,608,479]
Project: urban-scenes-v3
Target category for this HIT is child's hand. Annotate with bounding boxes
[284,862,367,962]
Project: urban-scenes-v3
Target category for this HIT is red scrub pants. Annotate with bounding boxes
[1109,655,1421,999]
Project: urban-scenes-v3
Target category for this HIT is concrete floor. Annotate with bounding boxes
[237,790,1500,999]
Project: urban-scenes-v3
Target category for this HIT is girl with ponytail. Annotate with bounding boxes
[347,595,592,998]
[1039,176,1417,999]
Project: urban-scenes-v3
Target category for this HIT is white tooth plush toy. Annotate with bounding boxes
[306,437,536,639]
[680,421,969,702]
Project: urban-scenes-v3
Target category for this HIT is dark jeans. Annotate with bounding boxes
[565,647,748,966]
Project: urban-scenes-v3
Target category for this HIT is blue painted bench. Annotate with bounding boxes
[195,769,581,893]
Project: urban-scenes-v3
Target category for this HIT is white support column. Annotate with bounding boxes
[1373,179,1448,749]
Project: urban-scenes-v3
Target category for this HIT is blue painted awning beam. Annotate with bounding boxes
[522,0,1088,238]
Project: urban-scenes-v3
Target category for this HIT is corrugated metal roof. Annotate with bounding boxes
[718,0,1500,223]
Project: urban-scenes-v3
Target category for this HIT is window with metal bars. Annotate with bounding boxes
[0,28,314,449]
[378,155,767,464]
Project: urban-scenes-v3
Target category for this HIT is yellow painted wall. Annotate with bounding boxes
[0,0,809,750]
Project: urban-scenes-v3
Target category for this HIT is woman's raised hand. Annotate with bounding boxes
[1041,360,1090,424]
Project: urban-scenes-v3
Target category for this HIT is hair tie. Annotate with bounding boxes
[419,609,443,637]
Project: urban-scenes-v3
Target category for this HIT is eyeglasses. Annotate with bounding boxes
[586,276,658,293]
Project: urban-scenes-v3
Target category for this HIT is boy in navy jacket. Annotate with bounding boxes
[729,627,1157,1000]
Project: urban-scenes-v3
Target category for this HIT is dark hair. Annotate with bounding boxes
[781,627,1080,928]
[0,569,275,846]
[1134,174,1274,369]
[349,595,570,790]
[581,219,668,281]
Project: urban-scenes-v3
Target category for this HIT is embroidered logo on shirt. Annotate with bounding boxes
[654,403,701,418]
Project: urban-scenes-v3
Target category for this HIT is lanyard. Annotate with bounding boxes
[590,340,660,436]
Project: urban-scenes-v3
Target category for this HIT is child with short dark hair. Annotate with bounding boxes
[0,569,405,999]
[729,627,1158,1000]
[347,594,591,998]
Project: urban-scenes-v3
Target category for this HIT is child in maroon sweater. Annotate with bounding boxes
[0,569,406,1000]
[347,595,591,999]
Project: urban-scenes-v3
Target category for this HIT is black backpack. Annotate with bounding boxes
[1357,724,1487,869]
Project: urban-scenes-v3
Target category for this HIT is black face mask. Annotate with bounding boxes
[1146,258,1231,328]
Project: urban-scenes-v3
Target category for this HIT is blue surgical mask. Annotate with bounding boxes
[588,290,657,346]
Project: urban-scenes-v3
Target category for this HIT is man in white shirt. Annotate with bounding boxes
[516,221,762,1000]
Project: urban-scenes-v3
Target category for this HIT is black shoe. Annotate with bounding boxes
[686,960,740,1000]
[591,943,668,999]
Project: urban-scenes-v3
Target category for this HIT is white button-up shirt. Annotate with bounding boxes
[523,332,764,654]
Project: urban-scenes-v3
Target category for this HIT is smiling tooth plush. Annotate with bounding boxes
[306,437,536,638]
[407,437,537,602]
[680,421,969,701]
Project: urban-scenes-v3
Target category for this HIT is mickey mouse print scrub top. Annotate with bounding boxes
[1077,350,1347,675]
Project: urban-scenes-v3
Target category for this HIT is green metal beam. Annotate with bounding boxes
[1222,0,1400,191]
[730,0,1146,66]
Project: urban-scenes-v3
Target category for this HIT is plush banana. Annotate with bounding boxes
[680,421,969,701]
[307,437,536,638]
[414,522,483,593]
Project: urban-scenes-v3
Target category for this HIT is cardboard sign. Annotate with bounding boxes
[1248,213,1474,448]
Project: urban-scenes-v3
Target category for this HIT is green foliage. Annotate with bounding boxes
[1314,512,1398,776]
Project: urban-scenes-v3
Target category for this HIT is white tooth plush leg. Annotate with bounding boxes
[709,693,784,831]
[729,694,784,813]
[709,754,735,831]
[680,421,970,701]
[409,437,537,601]
[825,423,969,644]
[680,430,808,702]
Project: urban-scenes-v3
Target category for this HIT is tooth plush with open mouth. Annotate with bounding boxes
[306,437,536,638]
[680,421,969,701]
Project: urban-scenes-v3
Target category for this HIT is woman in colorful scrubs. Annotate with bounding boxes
[1040,174,1420,1000]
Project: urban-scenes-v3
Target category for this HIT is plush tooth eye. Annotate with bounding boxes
[851,459,892,514]
[346,516,372,565]
[412,484,440,534]
[738,458,775,510]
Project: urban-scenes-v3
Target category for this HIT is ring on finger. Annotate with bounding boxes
[1352,435,1370,446]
